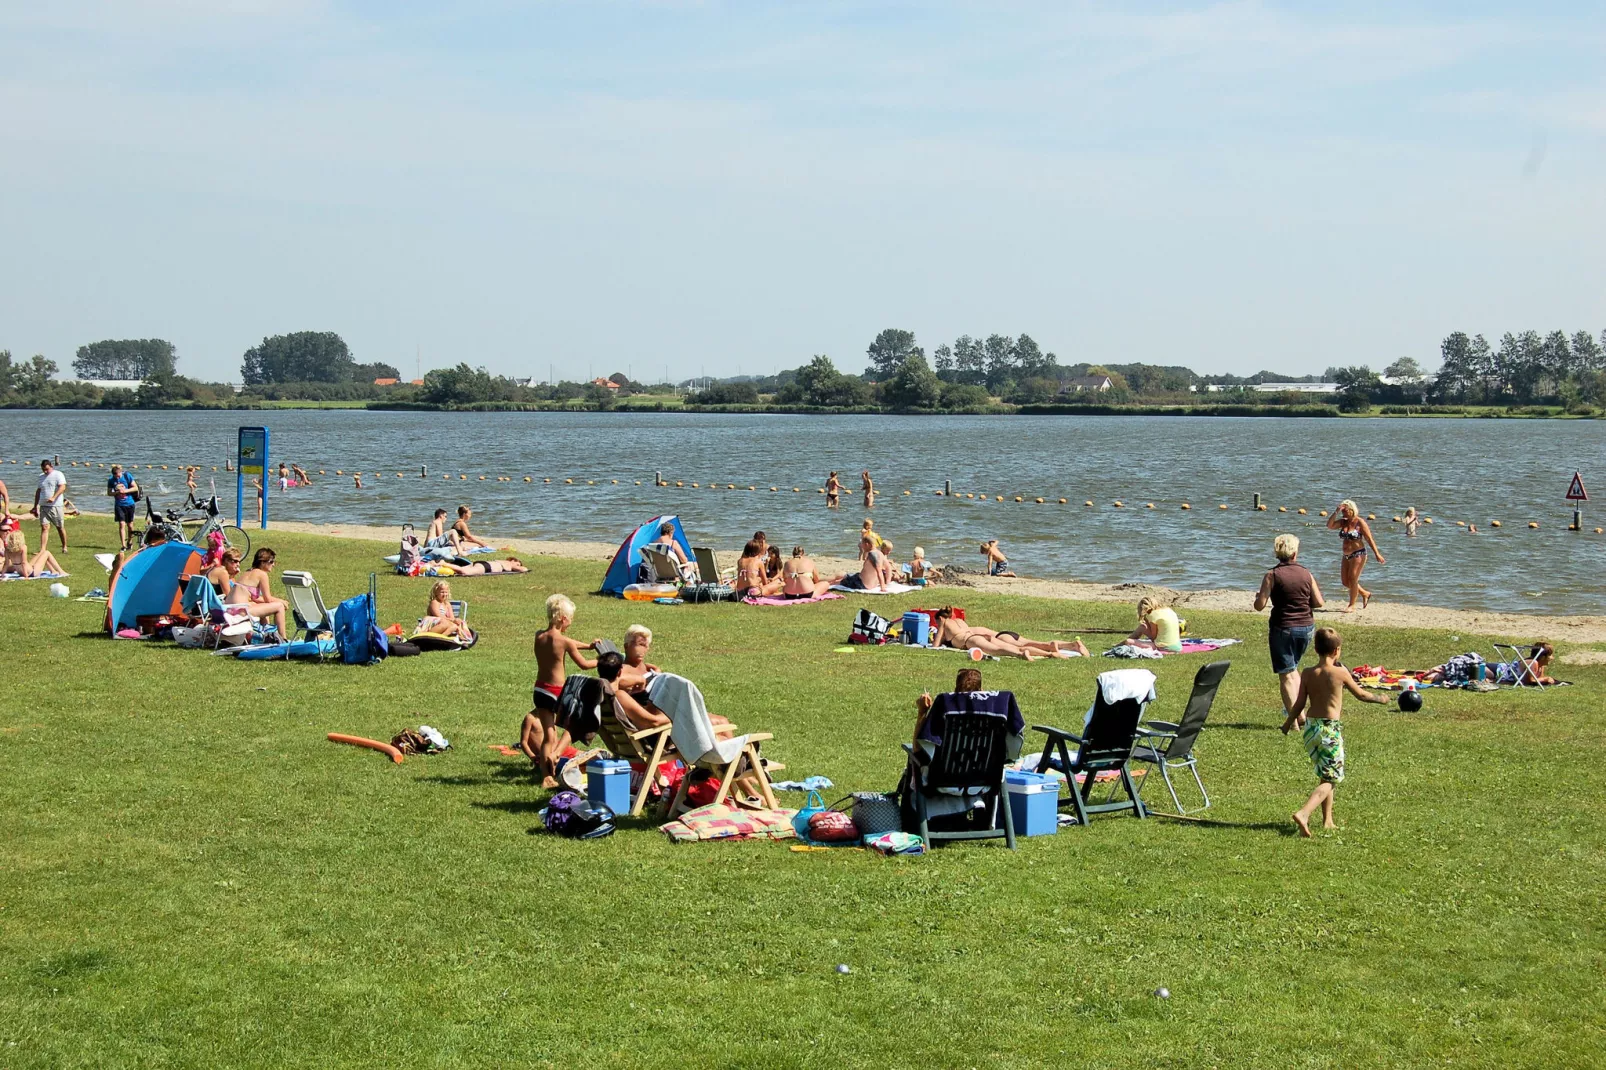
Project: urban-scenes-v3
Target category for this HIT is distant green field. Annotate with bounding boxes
[3,517,1603,1067]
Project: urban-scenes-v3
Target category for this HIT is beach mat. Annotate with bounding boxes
[828,581,919,595]
[743,592,844,606]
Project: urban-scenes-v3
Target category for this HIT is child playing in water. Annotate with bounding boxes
[1281,627,1388,837]
[520,594,602,788]
[1402,507,1420,537]
[980,539,1015,577]
[352,473,363,490]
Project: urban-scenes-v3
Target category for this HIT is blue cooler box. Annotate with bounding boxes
[1005,769,1060,837]
[901,612,932,646]
[587,758,632,814]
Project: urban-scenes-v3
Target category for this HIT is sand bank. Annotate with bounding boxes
[265,519,1606,646]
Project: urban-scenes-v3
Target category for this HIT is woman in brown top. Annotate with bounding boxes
[1254,533,1325,716]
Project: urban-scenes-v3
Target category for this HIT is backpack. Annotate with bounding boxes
[541,790,616,839]
[397,524,423,575]
[557,675,605,744]
[850,609,892,645]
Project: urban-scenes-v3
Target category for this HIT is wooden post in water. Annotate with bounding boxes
[421,465,428,479]
[1253,492,1261,510]
[944,479,952,496]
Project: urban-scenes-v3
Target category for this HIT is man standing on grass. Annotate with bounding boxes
[107,464,140,550]
[32,459,68,554]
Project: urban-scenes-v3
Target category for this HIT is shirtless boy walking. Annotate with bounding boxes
[1281,627,1387,837]
[520,594,602,788]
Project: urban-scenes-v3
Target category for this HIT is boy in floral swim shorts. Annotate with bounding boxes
[1281,627,1387,837]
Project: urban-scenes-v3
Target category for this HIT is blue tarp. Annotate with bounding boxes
[236,636,337,660]
[600,515,690,596]
[107,543,204,633]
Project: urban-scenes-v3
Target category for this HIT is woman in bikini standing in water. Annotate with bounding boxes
[1326,499,1384,611]
[862,470,875,509]
[825,472,841,510]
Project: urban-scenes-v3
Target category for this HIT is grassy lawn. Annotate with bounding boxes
[3,517,1603,1068]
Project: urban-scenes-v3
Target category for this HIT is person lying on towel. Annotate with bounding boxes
[932,607,1090,661]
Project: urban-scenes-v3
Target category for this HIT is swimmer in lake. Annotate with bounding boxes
[1402,506,1420,537]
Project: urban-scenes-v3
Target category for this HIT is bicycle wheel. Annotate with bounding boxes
[219,525,251,558]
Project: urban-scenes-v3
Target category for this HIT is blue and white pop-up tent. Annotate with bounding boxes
[600,515,691,596]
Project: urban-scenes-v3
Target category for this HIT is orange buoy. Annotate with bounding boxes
[1256,504,1267,511]
[524,476,532,482]
[1219,504,1228,510]
[1059,498,1067,504]
[1297,508,1307,515]
[1489,520,1499,527]
[1014,496,1023,502]
[1181,503,1191,510]
[1084,500,1094,507]
[1528,522,1539,529]
[1280,507,1289,513]
[1035,497,1044,504]
[1146,503,1155,509]
[1113,501,1124,508]
[995,496,1004,502]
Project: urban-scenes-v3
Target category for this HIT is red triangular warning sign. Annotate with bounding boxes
[1566,471,1588,501]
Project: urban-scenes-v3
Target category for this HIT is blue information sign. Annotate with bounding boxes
[237,426,269,529]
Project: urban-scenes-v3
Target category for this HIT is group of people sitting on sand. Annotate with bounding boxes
[729,521,935,599]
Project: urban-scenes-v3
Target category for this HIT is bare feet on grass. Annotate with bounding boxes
[1292,812,1313,838]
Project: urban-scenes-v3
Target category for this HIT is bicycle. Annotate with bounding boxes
[137,494,251,559]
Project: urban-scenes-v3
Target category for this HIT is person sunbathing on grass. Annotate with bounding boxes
[452,558,527,575]
[781,545,832,599]
[420,580,471,640]
[931,606,1089,661]
[2,528,64,578]
[227,547,290,637]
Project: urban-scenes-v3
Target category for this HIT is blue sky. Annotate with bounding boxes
[2,1,1602,382]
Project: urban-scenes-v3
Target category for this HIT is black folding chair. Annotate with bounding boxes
[1131,660,1230,815]
[1034,683,1150,825]
[901,708,1016,849]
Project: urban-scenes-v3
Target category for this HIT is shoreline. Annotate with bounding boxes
[265,518,1606,646]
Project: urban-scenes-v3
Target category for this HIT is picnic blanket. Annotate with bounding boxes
[1351,664,1571,690]
[0,571,69,581]
[829,581,919,595]
[661,803,799,843]
[1103,638,1240,659]
[743,591,844,606]
[383,546,497,565]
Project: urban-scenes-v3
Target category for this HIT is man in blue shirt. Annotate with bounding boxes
[106,464,140,550]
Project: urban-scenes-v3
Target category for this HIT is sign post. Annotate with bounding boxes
[237,426,269,530]
[1565,470,1588,531]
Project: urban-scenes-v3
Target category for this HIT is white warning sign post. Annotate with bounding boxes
[1566,471,1587,531]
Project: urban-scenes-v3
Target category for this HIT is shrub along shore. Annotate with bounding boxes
[2,516,1603,1067]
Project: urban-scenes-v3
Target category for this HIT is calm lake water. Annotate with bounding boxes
[4,410,1602,615]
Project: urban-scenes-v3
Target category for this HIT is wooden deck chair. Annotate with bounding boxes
[280,570,333,641]
[1034,670,1154,825]
[1131,661,1230,815]
[901,702,1017,850]
[595,699,682,817]
[653,674,778,817]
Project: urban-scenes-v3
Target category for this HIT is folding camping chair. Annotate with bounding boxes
[1489,642,1541,688]
[641,544,694,585]
[901,701,1017,850]
[1130,661,1230,815]
[691,547,732,586]
[280,570,333,641]
[656,674,779,817]
[180,574,257,650]
[1034,669,1155,825]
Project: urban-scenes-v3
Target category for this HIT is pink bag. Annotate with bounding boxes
[807,810,859,842]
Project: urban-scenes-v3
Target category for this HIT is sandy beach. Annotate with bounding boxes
[266,518,1606,647]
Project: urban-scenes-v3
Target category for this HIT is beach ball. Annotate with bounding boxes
[1398,690,1423,714]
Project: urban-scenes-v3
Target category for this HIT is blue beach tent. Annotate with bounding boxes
[106,542,205,634]
[600,515,691,596]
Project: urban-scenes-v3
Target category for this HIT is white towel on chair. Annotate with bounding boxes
[649,672,746,765]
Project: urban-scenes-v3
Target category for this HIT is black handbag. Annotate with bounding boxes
[851,791,902,835]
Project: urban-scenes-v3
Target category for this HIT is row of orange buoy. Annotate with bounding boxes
[13,460,1598,532]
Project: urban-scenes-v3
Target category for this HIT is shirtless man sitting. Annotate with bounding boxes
[426,508,462,552]
[931,606,1089,661]
[832,536,893,591]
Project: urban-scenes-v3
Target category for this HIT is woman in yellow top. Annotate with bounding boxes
[1126,596,1183,653]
